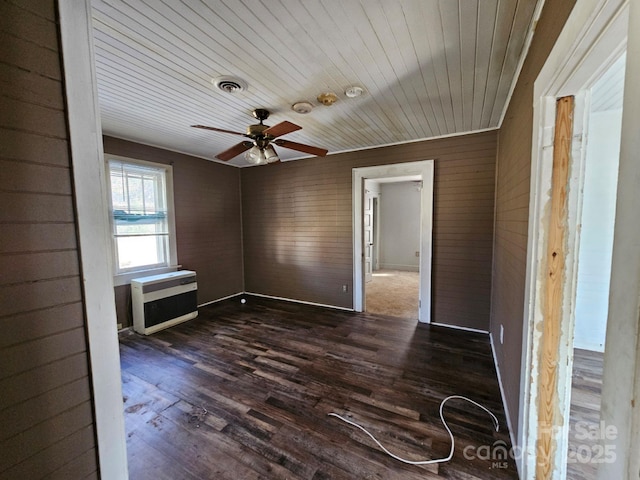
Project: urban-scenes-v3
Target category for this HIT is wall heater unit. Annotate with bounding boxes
[131,270,198,335]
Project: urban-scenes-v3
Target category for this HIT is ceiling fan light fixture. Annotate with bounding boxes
[292,101,314,114]
[194,108,326,163]
[244,145,267,165]
[264,145,279,163]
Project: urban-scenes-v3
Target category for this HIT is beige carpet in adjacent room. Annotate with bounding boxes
[365,269,420,319]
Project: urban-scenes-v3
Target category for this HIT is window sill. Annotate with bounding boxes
[113,265,181,287]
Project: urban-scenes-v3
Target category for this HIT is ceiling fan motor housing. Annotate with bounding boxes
[246,124,269,138]
[247,109,272,146]
[252,108,270,122]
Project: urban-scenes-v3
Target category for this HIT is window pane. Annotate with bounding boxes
[110,173,125,209]
[127,175,144,214]
[108,159,172,275]
[116,235,168,271]
[144,177,157,211]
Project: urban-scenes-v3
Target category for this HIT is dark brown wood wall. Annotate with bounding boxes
[0,1,98,478]
[242,131,497,331]
[491,0,576,440]
[103,137,243,328]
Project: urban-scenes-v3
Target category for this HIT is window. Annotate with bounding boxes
[107,156,177,284]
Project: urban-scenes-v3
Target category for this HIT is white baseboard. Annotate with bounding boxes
[244,291,354,312]
[489,332,518,476]
[198,292,243,308]
[430,322,488,334]
[199,291,354,312]
[200,295,498,340]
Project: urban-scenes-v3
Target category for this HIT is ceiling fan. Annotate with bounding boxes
[192,109,328,165]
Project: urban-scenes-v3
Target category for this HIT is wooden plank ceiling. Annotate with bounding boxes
[91,0,541,167]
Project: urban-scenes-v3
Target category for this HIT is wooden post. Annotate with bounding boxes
[536,95,574,479]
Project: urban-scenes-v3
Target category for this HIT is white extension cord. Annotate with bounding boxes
[327,395,500,465]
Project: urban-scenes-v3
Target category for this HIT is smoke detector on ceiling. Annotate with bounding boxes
[292,101,314,114]
[211,76,248,93]
[345,85,365,98]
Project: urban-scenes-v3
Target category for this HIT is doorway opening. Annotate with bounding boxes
[566,51,624,480]
[364,178,422,319]
[518,0,630,477]
[352,161,434,323]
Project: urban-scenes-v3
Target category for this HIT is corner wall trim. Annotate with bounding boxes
[58,0,129,478]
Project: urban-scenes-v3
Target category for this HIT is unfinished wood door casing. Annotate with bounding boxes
[525,91,590,480]
[518,2,630,478]
[535,95,574,480]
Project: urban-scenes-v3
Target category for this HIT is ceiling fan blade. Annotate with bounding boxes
[215,141,253,161]
[192,124,246,136]
[263,121,302,138]
[274,139,328,157]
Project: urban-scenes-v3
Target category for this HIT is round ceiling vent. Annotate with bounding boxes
[211,76,248,93]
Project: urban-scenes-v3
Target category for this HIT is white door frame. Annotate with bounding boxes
[600,0,640,476]
[518,0,631,478]
[352,161,434,323]
[58,1,129,478]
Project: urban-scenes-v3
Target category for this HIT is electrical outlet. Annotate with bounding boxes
[415,251,420,257]
[500,324,504,344]
[342,284,348,293]
[117,323,123,331]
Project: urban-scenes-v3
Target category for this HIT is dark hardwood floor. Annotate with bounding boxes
[567,348,605,480]
[119,296,518,479]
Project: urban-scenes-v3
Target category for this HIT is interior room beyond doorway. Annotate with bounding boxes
[364,178,422,320]
[366,269,419,319]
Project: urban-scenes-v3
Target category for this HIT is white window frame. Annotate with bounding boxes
[106,154,178,286]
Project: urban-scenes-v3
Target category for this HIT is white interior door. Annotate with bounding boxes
[364,191,374,283]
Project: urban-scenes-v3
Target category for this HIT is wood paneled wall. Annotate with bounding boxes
[242,131,497,331]
[0,1,98,478]
[491,0,576,440]
[103,137,243,328]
